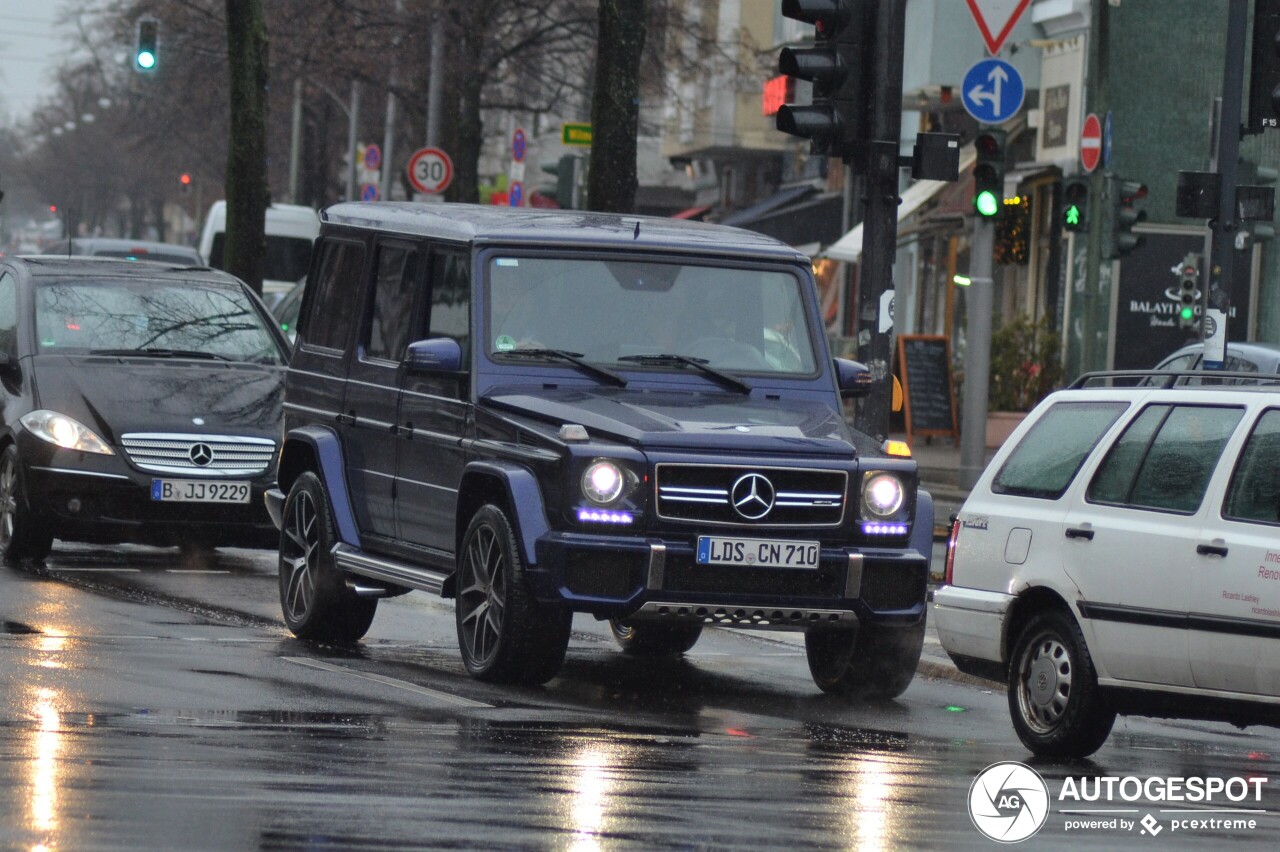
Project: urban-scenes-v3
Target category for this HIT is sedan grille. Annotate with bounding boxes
[655,464,846,527]
[121,433,276,476]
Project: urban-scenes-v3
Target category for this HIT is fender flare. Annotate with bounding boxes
[278,425,360,547]
[461,459,550,566]
[911,489,935,563]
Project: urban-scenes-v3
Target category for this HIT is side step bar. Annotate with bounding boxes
[332,543,450,596]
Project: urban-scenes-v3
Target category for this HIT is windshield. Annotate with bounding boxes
[35,278,287,365]
[486,256,817,375]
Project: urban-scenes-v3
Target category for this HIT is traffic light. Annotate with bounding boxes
[1061,176,1088,232]
[179,172,192,194]
[1239,159,1278,244]
[1177,254,1200,329]
[972,129,1006,218]
[775,0,870,161]
[540,155,578,209]
[135,18,158,72]
[1107,176,1147,258]
[1249,0,1280,131]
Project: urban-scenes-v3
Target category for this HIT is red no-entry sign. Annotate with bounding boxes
[1081,113,1102,173]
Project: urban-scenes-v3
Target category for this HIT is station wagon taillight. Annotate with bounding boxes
[944,517,961,585]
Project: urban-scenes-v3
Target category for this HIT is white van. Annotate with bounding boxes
[198,201,320,305]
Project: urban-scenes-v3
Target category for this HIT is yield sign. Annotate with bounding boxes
[1080,113,1102,173]
[965,0,1032,56]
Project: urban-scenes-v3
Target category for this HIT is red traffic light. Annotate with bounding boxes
[180,173,191,185]
[974,132,1002,157]
[1182,265,1197,276]
[49,205,58,213]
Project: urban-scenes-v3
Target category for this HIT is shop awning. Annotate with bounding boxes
[671,204,713,220]
[823,148,977,263]
[718,184,817,227]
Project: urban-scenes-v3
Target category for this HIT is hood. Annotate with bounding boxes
[31,355,285,443]
[483,385,857,456]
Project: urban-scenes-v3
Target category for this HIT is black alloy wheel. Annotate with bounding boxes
[0,445,53,563]
[278,472,377,642]
[455,504,571,684]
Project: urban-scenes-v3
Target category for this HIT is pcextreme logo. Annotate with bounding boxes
[968,761,1050,843]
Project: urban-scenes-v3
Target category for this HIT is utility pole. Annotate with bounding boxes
[853,0,908,441]
[380,0,403,202]
[346,81,361,202]
[1079,0,1110,374]
[959,219,994,489]
[1205,0,1250,369]
[288,75,303,204]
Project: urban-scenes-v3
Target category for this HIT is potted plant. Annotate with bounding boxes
[986,315,1063,448]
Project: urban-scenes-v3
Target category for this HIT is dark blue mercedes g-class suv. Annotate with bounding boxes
[267,202,932,697]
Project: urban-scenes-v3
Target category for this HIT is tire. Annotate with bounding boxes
[278,472,377,643]
[1008,609,1116,759]
[0,445,53,563]
[455,504,571,685]
[805,619,925,700]
[608,619,703,656]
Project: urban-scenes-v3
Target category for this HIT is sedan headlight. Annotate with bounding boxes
[581,460,625,505]
[20,410,115,455]
[862,472,904,518]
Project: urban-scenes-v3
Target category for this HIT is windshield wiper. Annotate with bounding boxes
[502,348,628,387]
[617,353,752,394]
[89,348,234,361]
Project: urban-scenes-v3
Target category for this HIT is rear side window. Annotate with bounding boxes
[1087,404,1244,514]
[428,252,471,368]
[302,239,365,351]
[365,243,420,361]
[1223,409,1280,526]
[991,401,1128,499]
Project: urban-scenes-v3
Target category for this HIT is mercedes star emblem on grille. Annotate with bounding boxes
[730,473,775,520]
[188,443,215,466]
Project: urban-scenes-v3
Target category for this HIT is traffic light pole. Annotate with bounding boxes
[852,0,907,441]
[1205,0,1249,368]
[959,218,994,490]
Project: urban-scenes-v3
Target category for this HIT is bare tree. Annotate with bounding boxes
[588,0,646,213]
[224,0,270,295]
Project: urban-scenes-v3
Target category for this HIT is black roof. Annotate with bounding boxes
[9,255,236,283]
[319,202,810,263]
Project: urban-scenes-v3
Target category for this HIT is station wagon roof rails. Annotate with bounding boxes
[1070,369,1280,389]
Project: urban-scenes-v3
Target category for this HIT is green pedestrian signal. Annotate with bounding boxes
[1061,177,1088,232]
[1065,205,1081,227]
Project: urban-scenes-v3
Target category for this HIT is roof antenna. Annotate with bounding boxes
[633,220,640,240]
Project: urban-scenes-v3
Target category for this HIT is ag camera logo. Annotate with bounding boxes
[969,761,1050,843]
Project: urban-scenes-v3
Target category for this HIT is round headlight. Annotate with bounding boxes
[863,473,904,517]
[582,460,625,505]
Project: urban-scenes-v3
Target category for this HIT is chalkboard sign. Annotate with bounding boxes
[897,335,958,443]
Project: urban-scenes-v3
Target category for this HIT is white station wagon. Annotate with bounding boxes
[934,370,1280,758]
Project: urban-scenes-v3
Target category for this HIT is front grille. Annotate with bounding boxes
[656,464,846,527]
[121,433,276,476]
[859,562,926,611]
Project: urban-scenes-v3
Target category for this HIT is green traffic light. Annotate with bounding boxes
[1180,306,1195,321]
[975,190,1000,217]
[1065,205,1081,226]
[137,50,156,69]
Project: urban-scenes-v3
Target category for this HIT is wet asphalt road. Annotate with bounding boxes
[2,544,1279,850]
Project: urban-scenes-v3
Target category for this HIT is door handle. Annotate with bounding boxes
[335,412,354,425]
[1065,527,1095,541]
[1196,543,1229,557]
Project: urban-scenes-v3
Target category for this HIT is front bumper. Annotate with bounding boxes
[20,435,278,549]
[527,531,928,628]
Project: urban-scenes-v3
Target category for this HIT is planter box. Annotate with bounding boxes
[985,411,1027,450]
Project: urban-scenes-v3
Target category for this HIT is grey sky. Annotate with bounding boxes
[0,2,69,124]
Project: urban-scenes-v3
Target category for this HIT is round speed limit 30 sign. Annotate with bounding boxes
[407,147,454,195]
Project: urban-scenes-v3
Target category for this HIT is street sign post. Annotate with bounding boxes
[512,128,526,162]
[964,0,1032,56]
[509,181,524,207]
[406,147,453,195]
[363,143,382,172]
[360,183,380,202]
[561,123,593,146]
[961,58,1024,125]
[1080,113,1102,173]
[1102,111,1114,169]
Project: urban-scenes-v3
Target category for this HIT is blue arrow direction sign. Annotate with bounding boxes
[961,58,1024,125]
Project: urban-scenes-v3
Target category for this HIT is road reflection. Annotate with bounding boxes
[28,687,63,844]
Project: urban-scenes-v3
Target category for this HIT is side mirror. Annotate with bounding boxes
[833,357,873,398]
[404,338,462,373]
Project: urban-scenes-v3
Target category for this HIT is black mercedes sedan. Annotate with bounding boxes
[0,255,289,560]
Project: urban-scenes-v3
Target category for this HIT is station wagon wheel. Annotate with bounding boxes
[804,619,925,700]
[608,619,702,656]
[278,472,377,643]
[0,445,53,563]
[1008,609,1115,759]
[455,504,571,684]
